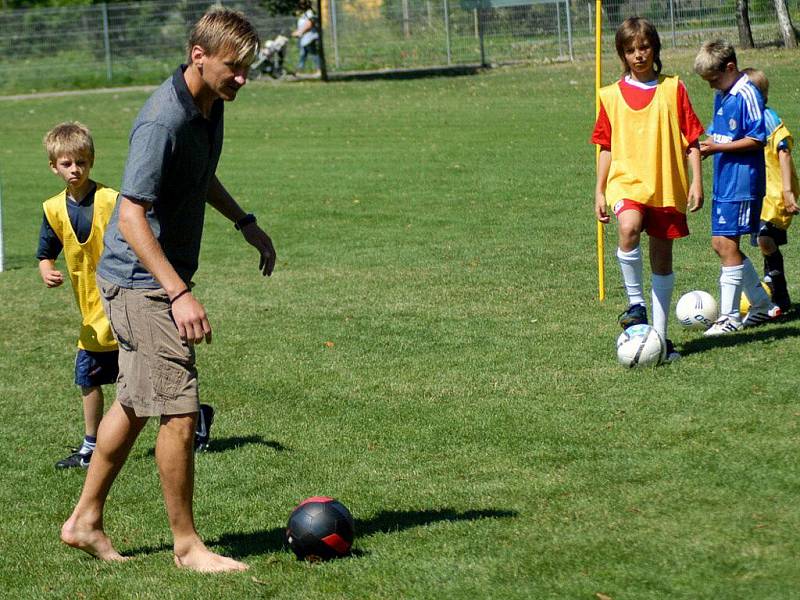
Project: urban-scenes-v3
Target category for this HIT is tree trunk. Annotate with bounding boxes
[773,0,798,48]
[736,0,754,48]
[316,0,327,81]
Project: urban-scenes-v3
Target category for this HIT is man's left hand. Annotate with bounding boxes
[242,223,276,276]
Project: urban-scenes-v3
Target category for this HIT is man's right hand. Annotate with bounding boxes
[171,291,212,344]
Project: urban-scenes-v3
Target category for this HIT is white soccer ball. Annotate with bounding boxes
[675,291,718,330]
[616,324,665,368]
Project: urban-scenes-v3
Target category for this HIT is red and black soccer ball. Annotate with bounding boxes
[285,496,355,561]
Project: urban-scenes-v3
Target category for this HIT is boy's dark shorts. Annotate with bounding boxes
[750,220,788,247]
[75,349,119,387]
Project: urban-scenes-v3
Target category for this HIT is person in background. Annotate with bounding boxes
[292,0,320,76]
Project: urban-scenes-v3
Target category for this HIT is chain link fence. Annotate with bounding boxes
[324,0,799,71]
[0,0,797,93]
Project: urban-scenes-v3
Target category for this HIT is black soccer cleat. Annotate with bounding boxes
[56,449,92,469]
[618,303,648,330]
[194,404,215,452]
[664,338,681,363]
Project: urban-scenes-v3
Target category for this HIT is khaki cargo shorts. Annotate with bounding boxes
[97,275,199,417]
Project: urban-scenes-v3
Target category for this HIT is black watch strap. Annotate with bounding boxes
[234,213,256,230]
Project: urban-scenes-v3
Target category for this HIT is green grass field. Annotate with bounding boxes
[1,49,799,599]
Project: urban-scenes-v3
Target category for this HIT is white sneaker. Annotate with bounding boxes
[742,303,782,327]
[704,316,743,336]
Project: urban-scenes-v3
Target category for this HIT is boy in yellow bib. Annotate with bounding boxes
[37,123,217,469]
[592,18,704,361]
[37,122,119,469]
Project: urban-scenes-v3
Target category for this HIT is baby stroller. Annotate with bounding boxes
[250,34,289,79]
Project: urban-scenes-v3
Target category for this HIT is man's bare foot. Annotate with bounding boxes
[174,545,249,573]
[61,515,127,561]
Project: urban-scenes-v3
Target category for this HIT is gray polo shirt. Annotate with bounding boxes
[98,65,224,288]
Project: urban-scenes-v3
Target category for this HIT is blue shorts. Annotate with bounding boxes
[711,198,761,237]
[75,349,119,387]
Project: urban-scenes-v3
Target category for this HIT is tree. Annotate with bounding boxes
[735,0,754,49]
[603,0,625,28]
[260,0,299,16]
[773,0,797,48]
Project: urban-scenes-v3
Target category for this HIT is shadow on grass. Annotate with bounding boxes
[205,435,287,454]
[209,507,518,559]
[679,322,800,357]
[144,435,287,457]
[327,64,484,82]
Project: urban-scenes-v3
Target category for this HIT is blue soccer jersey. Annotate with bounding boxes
[707,74,766,203]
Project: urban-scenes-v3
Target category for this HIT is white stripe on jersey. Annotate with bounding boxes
[740,84,762,121]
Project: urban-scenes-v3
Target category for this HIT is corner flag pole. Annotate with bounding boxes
[595,0,604,301]
[0,175,5,273]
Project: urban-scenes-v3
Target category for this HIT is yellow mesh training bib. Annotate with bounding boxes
[761,122,799,230]
[600,75,690,213]
[43,185,118,352]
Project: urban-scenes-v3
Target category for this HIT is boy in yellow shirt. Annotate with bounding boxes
[37,122,119,469]
[592,17,704,360]
[37,123,216,470]
[743,68,800,312]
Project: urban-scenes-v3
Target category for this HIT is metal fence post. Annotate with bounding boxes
[556,0,562,58]
[101,2,112,82]
[443,0,451,65]
[566,0,573,61]
[478,8,486,66]
[668,0,676,48]
[330,0,340,68]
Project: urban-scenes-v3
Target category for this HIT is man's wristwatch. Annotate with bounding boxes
[234,213,256,230]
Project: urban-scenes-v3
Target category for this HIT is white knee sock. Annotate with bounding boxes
[720,264,744,320]
[741,257,771,308]
[651,272,675,340]
[617,246,645,306]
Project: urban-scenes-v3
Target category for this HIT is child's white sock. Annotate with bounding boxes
[741,257,771,308]
[651,272,675,340]
[720,264,744,320]
[617,246,645,306]
[80,435,96,456]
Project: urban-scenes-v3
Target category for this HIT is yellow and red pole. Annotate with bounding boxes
[595,0,605,301]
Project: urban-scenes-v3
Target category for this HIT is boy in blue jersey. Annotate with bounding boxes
[694,39,781,336]
[742,68,800,312]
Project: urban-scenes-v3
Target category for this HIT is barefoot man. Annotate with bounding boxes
[61,7,276,573]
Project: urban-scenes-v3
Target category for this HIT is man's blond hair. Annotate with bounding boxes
[694,39,737,77]
[43,121,95,165]
[188,6,260,63]
[742,67,768,103]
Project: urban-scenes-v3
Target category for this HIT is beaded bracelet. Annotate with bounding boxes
[169,288,191,305]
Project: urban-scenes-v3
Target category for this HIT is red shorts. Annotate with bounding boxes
[613,199,689,240]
